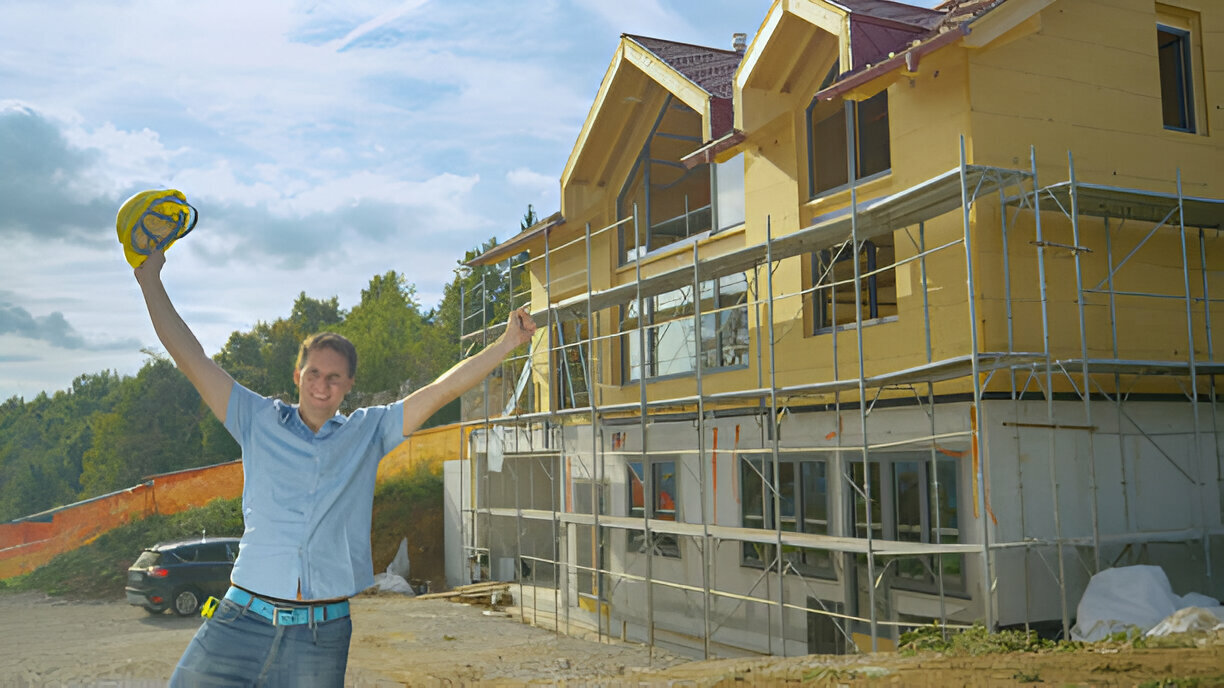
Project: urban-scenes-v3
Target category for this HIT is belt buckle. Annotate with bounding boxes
[272,605,299,627]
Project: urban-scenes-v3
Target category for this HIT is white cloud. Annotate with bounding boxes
[0,0,779,398]
[506,167,558,208]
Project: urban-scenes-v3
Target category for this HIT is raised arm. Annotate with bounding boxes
[134,249,235,422]
[401,306,537,435]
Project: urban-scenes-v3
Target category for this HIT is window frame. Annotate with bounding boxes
[806,89,892,199]
[621,273,749,384]
[617,96,715,265]
[846,453,964,594]
[627,459,681,558]
[553,318,590,411]
[809,237,898,335]
[1157,23,1196,133]
[739,456,835,578]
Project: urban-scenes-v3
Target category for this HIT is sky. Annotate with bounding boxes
[0,0,938,401]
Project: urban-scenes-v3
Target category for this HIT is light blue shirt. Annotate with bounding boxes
[223,382,404,600]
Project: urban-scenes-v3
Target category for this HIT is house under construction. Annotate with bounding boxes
[448,0,1224,657]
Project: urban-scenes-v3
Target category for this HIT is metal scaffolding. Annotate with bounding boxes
[455,140,1224,657]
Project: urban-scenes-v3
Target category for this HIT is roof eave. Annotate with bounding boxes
[814,21,969,103]
[466,212,565,267]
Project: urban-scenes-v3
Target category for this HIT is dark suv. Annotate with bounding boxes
[125,537,240,616]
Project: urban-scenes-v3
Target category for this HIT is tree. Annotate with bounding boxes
[338,271,434,400]
[522,204,538,232]
[79,358,210,496]
[214,293,343,399]
[0,373,121,520]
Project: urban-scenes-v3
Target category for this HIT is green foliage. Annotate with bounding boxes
[0,372,121,520]
[215,292,343,399]
[373,463,444,507]
[6,497,243,599]
[339,271,439,398]
[78,357,216,496]
[898,623,1059,656]
[435,235,528,357]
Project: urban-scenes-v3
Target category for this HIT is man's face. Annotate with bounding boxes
[293,346,354,418]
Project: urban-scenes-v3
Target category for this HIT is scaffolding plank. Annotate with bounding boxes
[1033,182,1224,229]
[1050,358,1224,377]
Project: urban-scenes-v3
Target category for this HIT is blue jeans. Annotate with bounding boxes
[169,598,352,687]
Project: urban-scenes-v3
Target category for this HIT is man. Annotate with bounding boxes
[133,247,535,686]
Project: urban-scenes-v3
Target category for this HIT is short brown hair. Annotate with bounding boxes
[296,332,358,379]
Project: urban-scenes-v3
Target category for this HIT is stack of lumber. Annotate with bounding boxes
[416,581,512,608]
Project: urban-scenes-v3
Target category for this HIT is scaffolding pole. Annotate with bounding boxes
[455,144,1221,659]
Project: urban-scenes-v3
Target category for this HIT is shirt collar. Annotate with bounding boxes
[276,400,348,435]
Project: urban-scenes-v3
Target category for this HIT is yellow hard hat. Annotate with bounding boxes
[115,189,198,268]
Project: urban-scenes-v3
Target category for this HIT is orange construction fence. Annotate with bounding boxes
[0,422,465,580]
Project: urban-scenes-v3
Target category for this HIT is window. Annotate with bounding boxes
[807,79,891,196]
[714,153,745,231]
[622,274,748,382]
[1157,24,1195,132]
[571,479,608,596]
[810,237,898,333]
[618,95,712,263]
[740,457,833,576]
[1156,5,1205,135]
[628,460,680,557]
[195,544,231,563]
[847,453,962,591]
[553,318,589,410]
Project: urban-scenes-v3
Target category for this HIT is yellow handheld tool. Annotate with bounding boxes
[200,596,220,619]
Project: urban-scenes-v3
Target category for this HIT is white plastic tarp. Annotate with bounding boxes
[1070,565,1223,641]
[369,537,415,595]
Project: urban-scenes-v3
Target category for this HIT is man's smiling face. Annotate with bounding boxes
[293,346,354,427]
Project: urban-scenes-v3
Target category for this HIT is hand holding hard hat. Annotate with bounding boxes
[115,189,198,268]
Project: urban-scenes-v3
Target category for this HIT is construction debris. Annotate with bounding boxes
[416,581,512,609]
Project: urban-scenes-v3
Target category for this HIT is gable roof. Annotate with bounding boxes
[623,35,742,140]
[624,35,742,141]
[624,35,742,99]
[560,33,745,207]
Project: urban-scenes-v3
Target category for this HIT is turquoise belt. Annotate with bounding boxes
[224,586,350,626]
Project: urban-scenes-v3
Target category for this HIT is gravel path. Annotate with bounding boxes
[0,591,681,686]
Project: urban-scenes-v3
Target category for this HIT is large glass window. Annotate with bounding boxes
[740,457,832,576]
[622,274,749,382]
[810,237,897,333]
[617,97,746,263]
[618,96,712,263]
[627,460,679,557]
[848,453,962,591]
[807,87,891,197]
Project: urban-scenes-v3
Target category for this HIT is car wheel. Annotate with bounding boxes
[172,587,202,617]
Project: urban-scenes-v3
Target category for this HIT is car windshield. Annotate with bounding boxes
[133,550,160,568]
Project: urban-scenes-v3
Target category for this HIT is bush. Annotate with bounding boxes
[899,623,1058,656]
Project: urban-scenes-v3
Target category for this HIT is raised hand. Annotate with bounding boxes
[503,307,537,349]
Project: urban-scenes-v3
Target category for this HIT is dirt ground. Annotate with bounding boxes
[3,590,1224,687]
